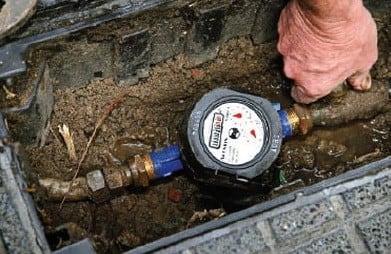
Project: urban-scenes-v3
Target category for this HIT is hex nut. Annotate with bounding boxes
[103,168,124,190]
[86,170,105,192]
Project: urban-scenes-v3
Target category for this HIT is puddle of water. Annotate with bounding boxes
[283,120,381,185]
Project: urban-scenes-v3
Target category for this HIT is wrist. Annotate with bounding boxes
[297,0,363,21]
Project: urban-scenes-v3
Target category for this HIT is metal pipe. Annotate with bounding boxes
[279,81,389,136]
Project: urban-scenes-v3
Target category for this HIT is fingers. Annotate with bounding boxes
[292,71,372,105]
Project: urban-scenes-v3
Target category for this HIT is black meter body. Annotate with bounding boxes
[181,88,283,188]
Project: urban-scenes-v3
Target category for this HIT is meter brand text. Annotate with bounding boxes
[209,113,224,149]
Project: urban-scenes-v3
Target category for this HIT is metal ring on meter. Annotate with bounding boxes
[186,88,283,179]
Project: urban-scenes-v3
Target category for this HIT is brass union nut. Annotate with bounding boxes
[133,155,150,187]
[293,104,313,135]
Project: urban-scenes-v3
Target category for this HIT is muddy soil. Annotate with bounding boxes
[6,13,390,253]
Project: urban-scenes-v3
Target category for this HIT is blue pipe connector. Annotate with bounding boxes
[150,144,184,178]
[277,110,293,138]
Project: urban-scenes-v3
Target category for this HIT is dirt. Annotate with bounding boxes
[6,13,389,253]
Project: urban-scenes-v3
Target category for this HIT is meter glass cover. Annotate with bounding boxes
[202,102,265,166]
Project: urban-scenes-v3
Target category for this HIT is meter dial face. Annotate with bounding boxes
[202,102,265,166]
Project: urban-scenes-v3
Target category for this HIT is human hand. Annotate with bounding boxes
[277,0,378,104]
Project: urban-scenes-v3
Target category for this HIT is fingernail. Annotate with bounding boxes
[362,73,372,90]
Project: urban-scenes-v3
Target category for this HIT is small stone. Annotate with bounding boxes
[190,69,205,80]
[168,187,182,203]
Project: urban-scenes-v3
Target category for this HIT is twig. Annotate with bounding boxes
[59,91,127,209]
[38,120,52,148]
[353,148,383,165]
[2,85,17,99]
[50,126,62,144]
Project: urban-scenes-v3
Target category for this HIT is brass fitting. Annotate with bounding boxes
[103,165,131,190]
[40,145,182,203]
[102,152,156,190]
[80,153,157,202]
[141,153,155,180]
[284,108,300,135]
[292,104,313,135]
[131,155,150,187]
[283,104,314,136]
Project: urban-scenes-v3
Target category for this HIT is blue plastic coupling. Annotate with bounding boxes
[277,109,293,138]
[149,144,184,178]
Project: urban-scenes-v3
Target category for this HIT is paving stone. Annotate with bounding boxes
[116,29,151,85]
[357,209,391,253]
[184,5,226,64]
[193,225,269,254]
[288,229,354,254]
[251,0,285,44]
[269,200,336,241]
[49,41,114,89]
[150,17,187,64]
[343,176,390,210]
[222,1,259,41]
[0,193,30,254]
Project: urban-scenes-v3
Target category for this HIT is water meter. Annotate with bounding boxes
[181,88,285,187]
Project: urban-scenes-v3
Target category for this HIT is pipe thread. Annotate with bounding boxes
[286,108,300,135]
